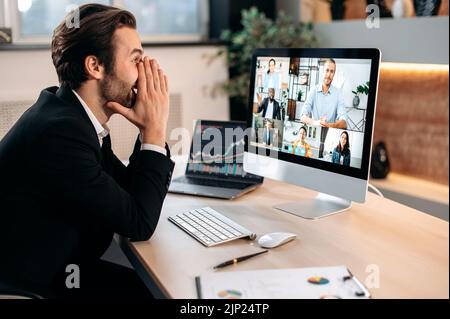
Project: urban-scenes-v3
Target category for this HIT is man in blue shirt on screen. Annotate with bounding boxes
[300,58,347,158]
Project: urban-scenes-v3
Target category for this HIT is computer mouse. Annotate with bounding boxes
[257,232,297,248]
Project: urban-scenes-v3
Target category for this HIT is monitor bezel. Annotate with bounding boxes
[244,48,381,181]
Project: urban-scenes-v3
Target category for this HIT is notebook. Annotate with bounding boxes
[196,265,371,299]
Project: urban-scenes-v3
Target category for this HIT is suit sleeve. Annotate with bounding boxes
[103,136,142,192]
[257,99,265,114]
[106,136,171,192]
[31,120,174,241]
[276,101,281,120]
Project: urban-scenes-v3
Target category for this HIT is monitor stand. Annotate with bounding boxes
[274,193,352,219]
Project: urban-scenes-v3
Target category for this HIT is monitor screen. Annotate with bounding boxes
[246,49,380,181]
[186,120,262,181]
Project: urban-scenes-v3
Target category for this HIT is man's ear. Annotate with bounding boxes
[84,55,105,80]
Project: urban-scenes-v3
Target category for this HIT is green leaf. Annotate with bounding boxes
[207,7,317,101]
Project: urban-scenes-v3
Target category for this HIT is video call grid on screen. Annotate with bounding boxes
[250,56,373,170]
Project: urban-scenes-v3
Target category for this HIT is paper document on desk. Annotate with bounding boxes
[196,265,370,299]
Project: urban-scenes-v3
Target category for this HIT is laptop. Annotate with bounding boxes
[169,120,263,199]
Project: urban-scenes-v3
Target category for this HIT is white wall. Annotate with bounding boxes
[315,16,449,64]
[0,50,57,101]
[0,45,229,134]
[279,1,449,65]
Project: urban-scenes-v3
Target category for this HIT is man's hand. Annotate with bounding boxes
[301,115,314,126]
[257,93,263,105]
[106,57,169,148]
[320,117,330,128]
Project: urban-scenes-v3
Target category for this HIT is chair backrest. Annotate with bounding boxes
[1,94,184,161]
[0,100,33,141]
[0,100,138,160]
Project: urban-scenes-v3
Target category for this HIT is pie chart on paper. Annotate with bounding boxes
[217,289,243,299]
[308,276,330,285]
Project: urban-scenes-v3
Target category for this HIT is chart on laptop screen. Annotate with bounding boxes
[186,122,258,179]
[250,56,372,170]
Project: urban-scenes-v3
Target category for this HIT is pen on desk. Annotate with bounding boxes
[213,250,268,269]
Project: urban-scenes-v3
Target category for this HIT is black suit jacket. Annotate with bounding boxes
[257,98,281,120]
[0,86,174,291]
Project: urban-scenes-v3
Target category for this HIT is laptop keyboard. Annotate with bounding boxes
[168,207,256,247]
[174,176,254,190]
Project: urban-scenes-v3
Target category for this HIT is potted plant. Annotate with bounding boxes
[209,7,317,120]
[352,81,370,108]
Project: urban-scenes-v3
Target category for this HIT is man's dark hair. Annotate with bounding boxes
[51,4,136,90]
[325,58,336,66]
[299,126,308,135]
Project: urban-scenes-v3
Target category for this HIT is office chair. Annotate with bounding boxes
[0,282,44,299]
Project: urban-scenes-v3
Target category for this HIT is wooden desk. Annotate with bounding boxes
[120,176,449,299]
[370,173,449,206]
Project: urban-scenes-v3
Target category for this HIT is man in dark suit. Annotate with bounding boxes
[256,88,282,120]
[0,4,173,299]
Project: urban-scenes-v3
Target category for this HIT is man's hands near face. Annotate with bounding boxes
[106,57,169,148]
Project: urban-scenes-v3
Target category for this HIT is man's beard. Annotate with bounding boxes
[101,71,136,108]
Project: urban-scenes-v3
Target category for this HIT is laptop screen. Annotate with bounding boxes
[186,120,262,181]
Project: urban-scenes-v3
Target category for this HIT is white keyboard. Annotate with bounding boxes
[168,207,256,247]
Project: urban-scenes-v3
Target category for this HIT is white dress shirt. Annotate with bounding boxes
[72,90,167,156]
[264,100,274,119]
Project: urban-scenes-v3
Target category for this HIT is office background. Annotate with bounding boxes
[0,0,448,269]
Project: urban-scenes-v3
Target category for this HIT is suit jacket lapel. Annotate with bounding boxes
[101,135,114,174]
[56,85,100,150]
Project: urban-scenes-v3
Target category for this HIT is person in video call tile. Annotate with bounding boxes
[262,119,274,146]
[263,58,280,90]
[292,126,312,157]
[257,88,282,120]
[300,58,347,158]
[332,131,351,166]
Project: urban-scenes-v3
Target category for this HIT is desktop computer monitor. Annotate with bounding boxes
[244,48,381,219]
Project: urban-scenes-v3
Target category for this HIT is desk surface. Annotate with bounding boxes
[371,173,449,205]
[121,166,449,299]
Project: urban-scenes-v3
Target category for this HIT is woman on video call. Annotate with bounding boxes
[292,126,312,158]
[263,58,280,90]
[332,131,351,166]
